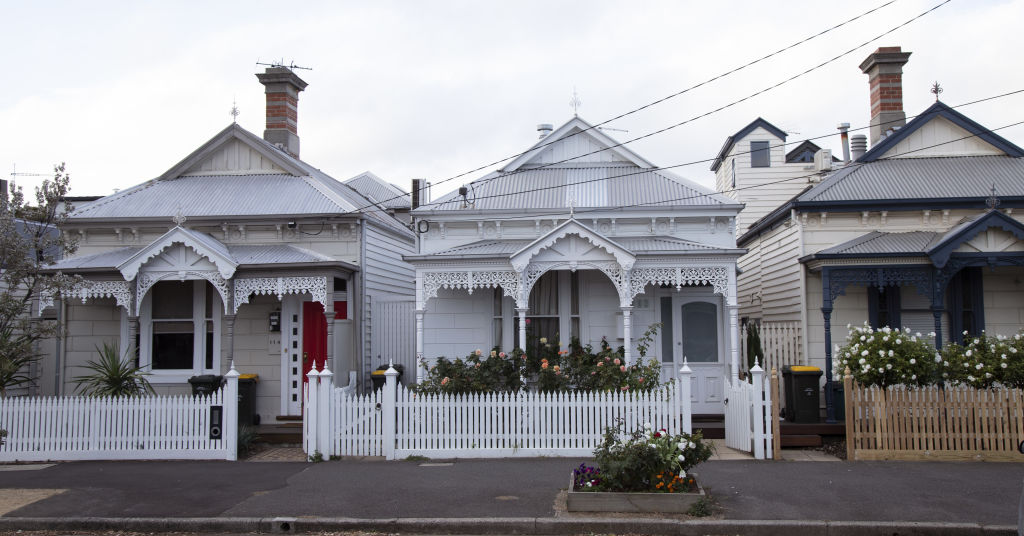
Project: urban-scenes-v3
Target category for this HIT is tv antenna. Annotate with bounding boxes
[255,59,313,71]
[10,164,50,180]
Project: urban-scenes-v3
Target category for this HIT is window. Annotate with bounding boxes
[750,141,770,168]
[730,159,736,188]
[681,301,718,362]
[948,268,984,344]
[513,271,579,352]
[867,286,901,329]
[142,280,221,377]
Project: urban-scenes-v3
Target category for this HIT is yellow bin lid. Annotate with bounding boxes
[239,373,259,381]
[371,369,387,376]
[789,366,820,372]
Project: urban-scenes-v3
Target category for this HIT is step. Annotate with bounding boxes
[780,434,822,447]
[693,422,725,440]
[779,421,845,436]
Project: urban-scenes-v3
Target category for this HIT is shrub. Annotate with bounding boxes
[834,323,938,387]
[579,421,712,493]
[942,331,1024,388]
[73,342,154,397]
[413,348,527,394]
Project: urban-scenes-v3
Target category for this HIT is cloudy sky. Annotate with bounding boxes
[2,0,1022,201]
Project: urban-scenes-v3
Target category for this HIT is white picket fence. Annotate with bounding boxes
[723,364,773,460]
[0,368,239,462]
[741,321,803,374]
[305,365,693,460]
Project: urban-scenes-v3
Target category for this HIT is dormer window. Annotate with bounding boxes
[751,141,770,168]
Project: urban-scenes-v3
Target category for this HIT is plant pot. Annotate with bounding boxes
[566,473,705,513]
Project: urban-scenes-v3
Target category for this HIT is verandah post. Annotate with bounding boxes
[384,363,398,460]
[679,359,692,434]
[223,362,240,461]
[751,361,766,460]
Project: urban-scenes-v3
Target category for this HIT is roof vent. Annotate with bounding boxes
[851,134,868,161]
[537,123,553,139]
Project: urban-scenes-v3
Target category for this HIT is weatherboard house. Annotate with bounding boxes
[719,47,1024,418]
[404,117,746,414]
[41,68,415,424]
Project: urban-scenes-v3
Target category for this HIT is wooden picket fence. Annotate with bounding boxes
[723,365,773,460]
[0,370,239,462]
[305,365,693,459]
[843,374,1024,461]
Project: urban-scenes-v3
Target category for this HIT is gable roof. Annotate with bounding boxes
[785,140,840,163]
[859,101,1024,162]
[344,171,411,210]
[69,123,412,237]
[500,116,654,172]
[417,116,737,215]
[928,209,1024,268]
[117,225,238,280]
[510,219,635,271]
[711,117,788,171]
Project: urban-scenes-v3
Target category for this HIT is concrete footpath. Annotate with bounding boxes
[0,454,1021,535]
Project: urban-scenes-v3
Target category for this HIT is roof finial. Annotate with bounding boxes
[230,97,240,123]
[930,81,943,102]
[570,87,582,117]
[172,206,187,226]
[986,183,1001,211]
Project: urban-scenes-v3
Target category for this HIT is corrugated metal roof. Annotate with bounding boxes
[49,247,140,270]
[50,243,339,271]
[800,156,1024,203]
[71,175,356,219]
[817,231,942,256]
[344,172,410,210]
[230,245,335,264]
[432,240,533,256]
[420,166,731,213]
[614,236,719,254]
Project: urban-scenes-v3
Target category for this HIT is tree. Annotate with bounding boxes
[0,164,78,397]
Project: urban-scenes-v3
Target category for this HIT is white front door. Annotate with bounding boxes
[657,291,726,415]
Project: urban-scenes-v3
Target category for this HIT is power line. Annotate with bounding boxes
[405,89,1023,216]
[342,0,911,215]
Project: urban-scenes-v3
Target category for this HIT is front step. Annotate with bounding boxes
[781,434,822,447]
[256,423,303,445]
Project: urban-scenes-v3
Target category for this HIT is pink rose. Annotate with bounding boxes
[620,366,626,372]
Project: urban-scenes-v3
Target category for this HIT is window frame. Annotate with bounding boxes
[750,140,770,168]
[139,279,222,383]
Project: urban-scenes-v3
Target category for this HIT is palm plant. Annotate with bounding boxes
[0,325,39,398]
[74,342,154,397]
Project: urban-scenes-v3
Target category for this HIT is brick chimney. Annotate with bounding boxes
[256,67,308,158]
[859,46,911,146]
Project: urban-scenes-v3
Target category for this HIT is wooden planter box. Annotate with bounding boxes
[566,474,705,513]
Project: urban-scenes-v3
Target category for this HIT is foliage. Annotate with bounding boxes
[309,450,324,463]
[745,322,763,374]
[941,331,1024,388]
[237,424,259,457]
[578,421,712,493]
[687,495,715,517]
[0,164,78,397]
[413,324,664,394]
[834,323,938,387]
[73,342,154,397]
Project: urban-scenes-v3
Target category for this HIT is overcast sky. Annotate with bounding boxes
[3,0,1022,202]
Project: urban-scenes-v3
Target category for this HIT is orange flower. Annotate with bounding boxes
[541,362,548,369]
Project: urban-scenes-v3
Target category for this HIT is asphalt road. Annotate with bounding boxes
[1,457,1022,525]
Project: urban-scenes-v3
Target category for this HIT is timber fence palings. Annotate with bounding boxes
[0,374,238,462]
[843,372,1024,461]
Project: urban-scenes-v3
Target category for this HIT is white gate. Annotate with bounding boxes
[723,364,773,460]
[370,300,416,378]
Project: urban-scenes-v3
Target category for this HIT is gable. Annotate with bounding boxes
[929,210,1024,268]
[950,227,1024,255]
[118,226,237,281]
[710,118,787,171]
[881,115,1005,159]
[183,138,290,175]
[510,219,634,272]
[501,117,654,172]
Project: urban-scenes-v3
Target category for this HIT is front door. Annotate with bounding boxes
[302,301,328,380]
[658,292,726,415]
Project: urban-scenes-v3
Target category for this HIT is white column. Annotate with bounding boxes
[727,263,740,385]
[223,362,240,461]
[383,363,399,460]
[318,366,334,457]
[516,307,528,351]
[415,309,425,383]
[324,301,335,373]
[622,306,633,366]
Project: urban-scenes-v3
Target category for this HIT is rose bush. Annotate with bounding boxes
[834,323,938,387]
[942,331,1024,388]
[574,421,712,493]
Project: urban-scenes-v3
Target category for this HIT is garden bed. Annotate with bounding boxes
[567,473,705,513]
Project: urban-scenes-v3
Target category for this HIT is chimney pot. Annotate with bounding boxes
[860,46,911,146]
[256,67,308,158]
[837,122,851,163]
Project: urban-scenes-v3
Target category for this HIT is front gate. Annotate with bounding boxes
[724,363,773,460]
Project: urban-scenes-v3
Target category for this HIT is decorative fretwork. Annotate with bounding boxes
[627,266,730,301]
[39,280,133,312]
[233,276,328,313]
[825,266,932,303]
[137,271,231,315]
[420,270,519,308]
